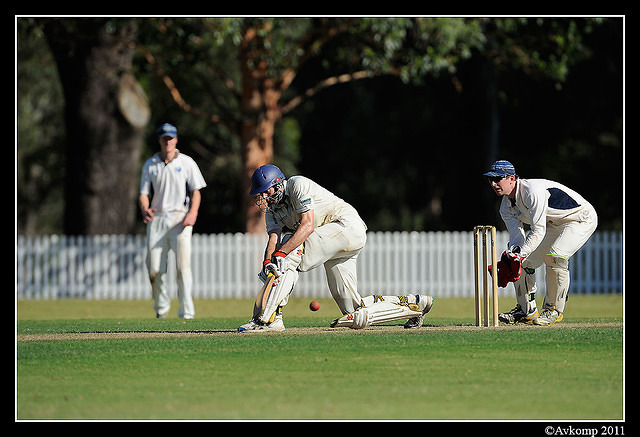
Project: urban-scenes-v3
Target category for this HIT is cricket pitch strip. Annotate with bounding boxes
[16,321,621,341]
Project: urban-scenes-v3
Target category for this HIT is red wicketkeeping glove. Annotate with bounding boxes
[505,250,525,282]
[488,251,525,287]
[488,254,511,288]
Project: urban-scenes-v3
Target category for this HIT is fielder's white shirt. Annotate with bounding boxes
[140,151,207,214]
[265,176,363,233]
[499,178,593,256]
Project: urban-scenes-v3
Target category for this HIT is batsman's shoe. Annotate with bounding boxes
[403,295,435,329]
[498,304,538,325]
[534,306,563,326]
[237,315,286,333]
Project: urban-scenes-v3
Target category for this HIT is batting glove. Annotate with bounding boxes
[259,260,280,283]
[271,251,289,274]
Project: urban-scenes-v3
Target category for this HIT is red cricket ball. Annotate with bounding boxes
[309,301,320,311]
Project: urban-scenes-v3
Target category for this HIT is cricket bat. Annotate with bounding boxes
[252,272,275,320]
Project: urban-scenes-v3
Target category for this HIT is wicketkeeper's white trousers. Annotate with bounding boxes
[517,203,598,313]
[146,211,195,318]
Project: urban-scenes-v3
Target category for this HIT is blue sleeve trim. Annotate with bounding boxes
[547,188,580,210]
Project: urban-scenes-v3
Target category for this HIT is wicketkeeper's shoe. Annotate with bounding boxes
[534,306,563,325]
[237,315,286,333]
[498,304,538,325]
[403,295,434,329]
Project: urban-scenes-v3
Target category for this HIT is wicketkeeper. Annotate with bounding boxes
[238,164,434,332]
[484,160,598,325]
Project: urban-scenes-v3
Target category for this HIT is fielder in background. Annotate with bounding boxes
[139,123,207,319]
[238,164,434,332]
[484,160,597,325]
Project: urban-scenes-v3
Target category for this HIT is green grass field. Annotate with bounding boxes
[16,295,624,421]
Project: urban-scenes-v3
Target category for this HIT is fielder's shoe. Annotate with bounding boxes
[237,315,286,333]
[535,306,563,325]
[403,295,434,329]
[498,304,538,325]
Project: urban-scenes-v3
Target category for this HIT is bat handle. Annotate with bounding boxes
[264,264,279,278]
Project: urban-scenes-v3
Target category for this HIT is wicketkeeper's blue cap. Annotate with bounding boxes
[157,123,178,138]
[483,160,516,177]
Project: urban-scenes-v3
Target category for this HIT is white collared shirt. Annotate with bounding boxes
[265,176,361,233]
[499,178,592,256]
[140,150,207,214]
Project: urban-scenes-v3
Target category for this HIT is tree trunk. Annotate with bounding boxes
[480,57,502,226]
[42,18,149,235]
[240,30,282,234]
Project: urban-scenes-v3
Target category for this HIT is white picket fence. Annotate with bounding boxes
[16,231,623,300]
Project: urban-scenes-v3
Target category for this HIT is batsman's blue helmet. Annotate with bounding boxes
[250,164,286,195]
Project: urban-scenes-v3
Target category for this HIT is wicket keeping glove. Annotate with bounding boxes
[488,249,526,287]
[504,247,526,283]
[488,254,512,288]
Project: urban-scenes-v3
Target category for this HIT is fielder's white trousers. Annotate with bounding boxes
[146,211,195,318]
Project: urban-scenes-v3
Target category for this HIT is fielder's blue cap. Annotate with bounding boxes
[157,123,178,138]
[483,160,516,177]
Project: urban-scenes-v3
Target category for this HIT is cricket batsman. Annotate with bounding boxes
[484,160,598,325]
[238,164,434,332]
